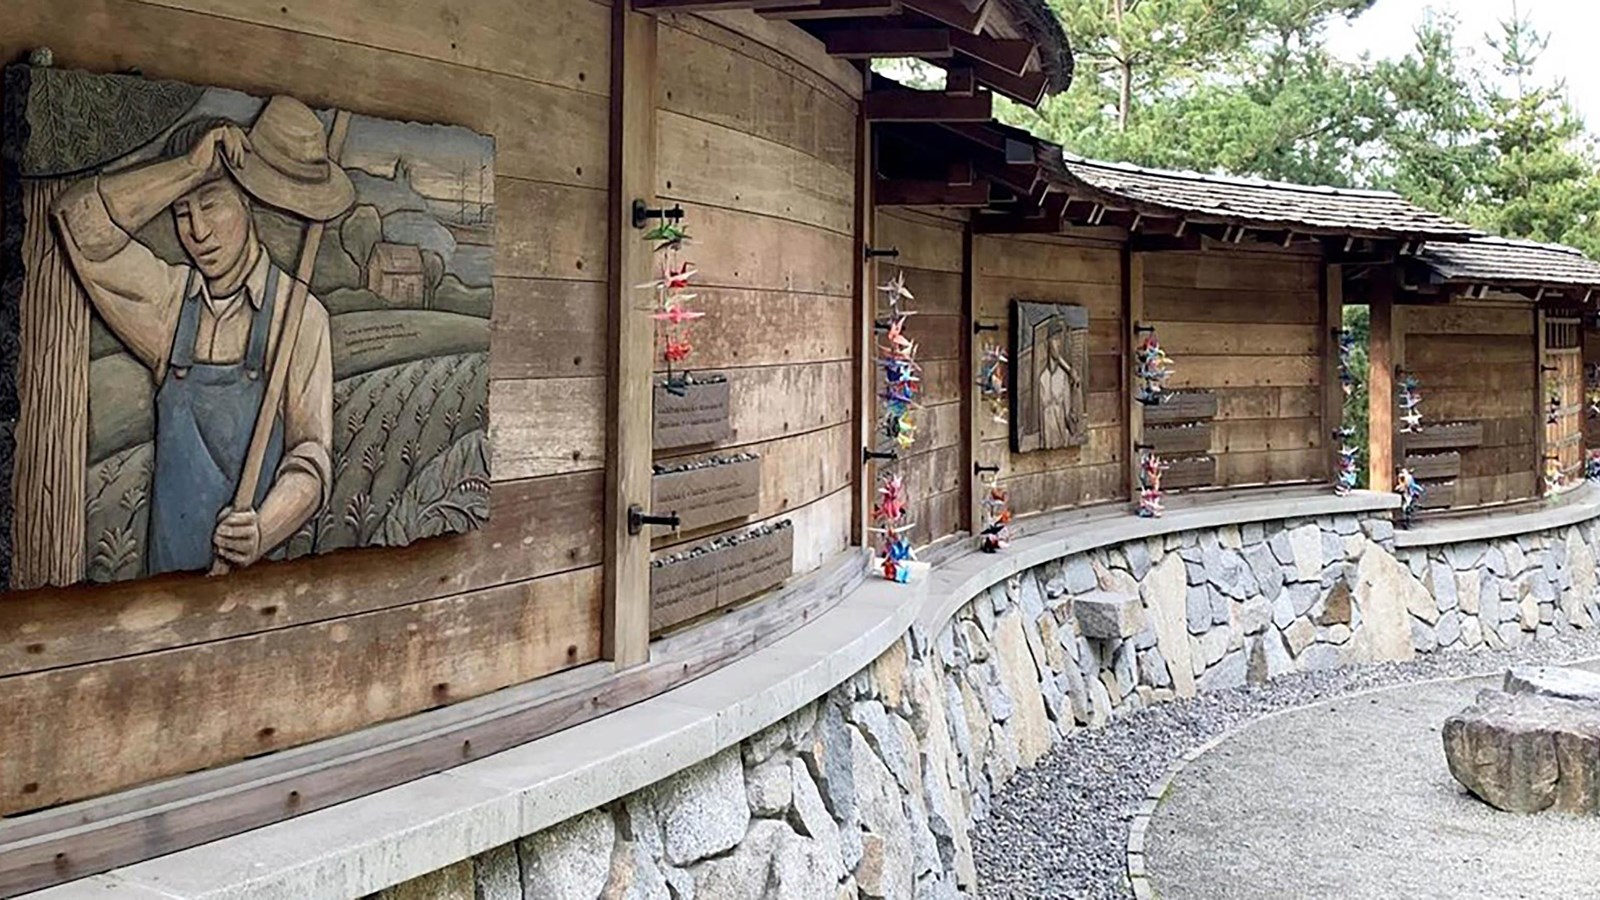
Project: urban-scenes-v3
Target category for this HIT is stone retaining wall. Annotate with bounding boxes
[376,512,1600,900]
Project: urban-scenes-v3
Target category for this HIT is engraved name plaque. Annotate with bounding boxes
[650,521,794,634]
[654,378,733,451]
[651,454,762,534]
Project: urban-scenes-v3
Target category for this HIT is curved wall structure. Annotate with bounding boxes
[64,487,1600,898]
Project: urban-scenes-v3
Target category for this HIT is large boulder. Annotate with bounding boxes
[1504,666,1600,703]
[1442,687,1600,814]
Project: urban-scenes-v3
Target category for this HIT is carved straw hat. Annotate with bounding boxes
[224,95,355,222]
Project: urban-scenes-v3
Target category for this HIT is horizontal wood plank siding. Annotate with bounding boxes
[974,232,1127,517]
[0,0,617,815]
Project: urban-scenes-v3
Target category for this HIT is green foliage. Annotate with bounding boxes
[1009,1,1600,254]
[1340,305,1370,489]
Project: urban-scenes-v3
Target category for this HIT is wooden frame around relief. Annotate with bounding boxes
[1010,300,1089,453]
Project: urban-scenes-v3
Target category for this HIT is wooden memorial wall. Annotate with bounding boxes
[1395,304,1531,510]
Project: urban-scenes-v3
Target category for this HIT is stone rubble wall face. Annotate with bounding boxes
[378,513,1600,900]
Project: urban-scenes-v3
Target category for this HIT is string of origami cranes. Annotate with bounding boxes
[873,268,921,583]
[1134,329,1174,518]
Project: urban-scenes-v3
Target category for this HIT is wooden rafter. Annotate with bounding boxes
[876,176,992,206]
[759,0,900,18]
[863,86,993,121]
[823,26,953,57]
[901,0,991,32]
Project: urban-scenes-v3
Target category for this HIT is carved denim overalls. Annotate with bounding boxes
[147,264,285,574]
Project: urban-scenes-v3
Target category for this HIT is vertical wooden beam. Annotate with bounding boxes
[850,64,875,547]
[603,1,657,668]
[1322,263,1344,485]
[960,220,977,534]
[1124,249,1144,503]
[1367,273,1395,492]
[1536,306,1549,495]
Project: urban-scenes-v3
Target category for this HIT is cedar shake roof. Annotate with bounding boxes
[996,0,1075,95]
[1033,145,1481,241]
[1417,237,1600,290]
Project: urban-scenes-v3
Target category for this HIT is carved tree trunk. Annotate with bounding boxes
[12,177,88,589]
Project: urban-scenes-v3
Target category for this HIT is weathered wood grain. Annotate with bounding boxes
[1,566,603,816]
[656,290,852,372]
[877,209,966,273]
[141,0,613,96]
[683,203,854,295]
[1143,252,1320,292]
[974,235,1122,284]
[489,278,608,379]
[657,16,857,170]
[1151,321,1320,357]
[656,109,854,235]
[489,377,607,479]
[0,472,605,677]
[1165,355,1321,389]
[1142,287,1321,325]
[2,0,611,189]
[495,179,609,281]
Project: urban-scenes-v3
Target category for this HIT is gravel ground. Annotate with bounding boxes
[971,629,1600,900]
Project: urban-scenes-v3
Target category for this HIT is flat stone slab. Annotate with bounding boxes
[1074,591,1143,640]
[1443,687,1600,814]
[1504,665,1600,704]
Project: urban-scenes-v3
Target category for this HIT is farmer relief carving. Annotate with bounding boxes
[52,96,344,574]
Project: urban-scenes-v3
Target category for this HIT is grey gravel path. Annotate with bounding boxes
[971,629,1600,900]
[1147,662,1600,900]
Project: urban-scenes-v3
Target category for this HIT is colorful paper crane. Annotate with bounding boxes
[1138,450,1166,518]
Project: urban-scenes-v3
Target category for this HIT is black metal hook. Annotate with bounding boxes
[1542,364,1560,373]
[627,504,682,535]
[633,200,685,230]
[973,321,1000,334]
[1134,443,1156,452]
[1134,324,1156,334]
[864,246,900,261]
[863,448,899,463]
[974,463,1000,475]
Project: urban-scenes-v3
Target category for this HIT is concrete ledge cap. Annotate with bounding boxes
[1395,482,1600,548]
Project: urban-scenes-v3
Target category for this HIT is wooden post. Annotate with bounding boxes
[603,1,657,668]
[1367,272,1395,492]
[1535,306,1548,495]
[960,221,977,533]
[1124,249,1144,503]
[1322,263,1344,484]
[850,64,874,547]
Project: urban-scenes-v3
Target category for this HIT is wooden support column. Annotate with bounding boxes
[960,221,977,533]
[1125,249,1144,502]
[850,64,875,546]
[1322,264,1344,483]
[1367,272,1395,492]
[1536,306,1549,491]
[603,2,657,668]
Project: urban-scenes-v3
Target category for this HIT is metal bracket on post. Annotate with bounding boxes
[973,321,1000,334]
[864,245,900,261]
[864,448,898,464]
[974,463,1000,476]
[627,504,681,535]
[632,200,684,230]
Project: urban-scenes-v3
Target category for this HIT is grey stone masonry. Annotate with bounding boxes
[380,508,1600,900]
[1075,591,1145,640]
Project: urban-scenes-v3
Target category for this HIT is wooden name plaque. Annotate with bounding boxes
[1402,421,1484,452]
[1143,422,1212,456]
[1143,391,1218,425]
[655,378,733,451]
[651,521,794,634]
[1161,455,1216,490]
[651,454,762,534]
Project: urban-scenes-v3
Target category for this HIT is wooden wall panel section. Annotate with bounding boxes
[646,12,859,612]
[0,0,614,815]
[1398,303,1537,510]
[1144,248,1327,488]
[974,233,1127,518]
[875,209,966,547]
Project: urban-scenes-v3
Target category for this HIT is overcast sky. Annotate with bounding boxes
[1324,0,1600,128]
